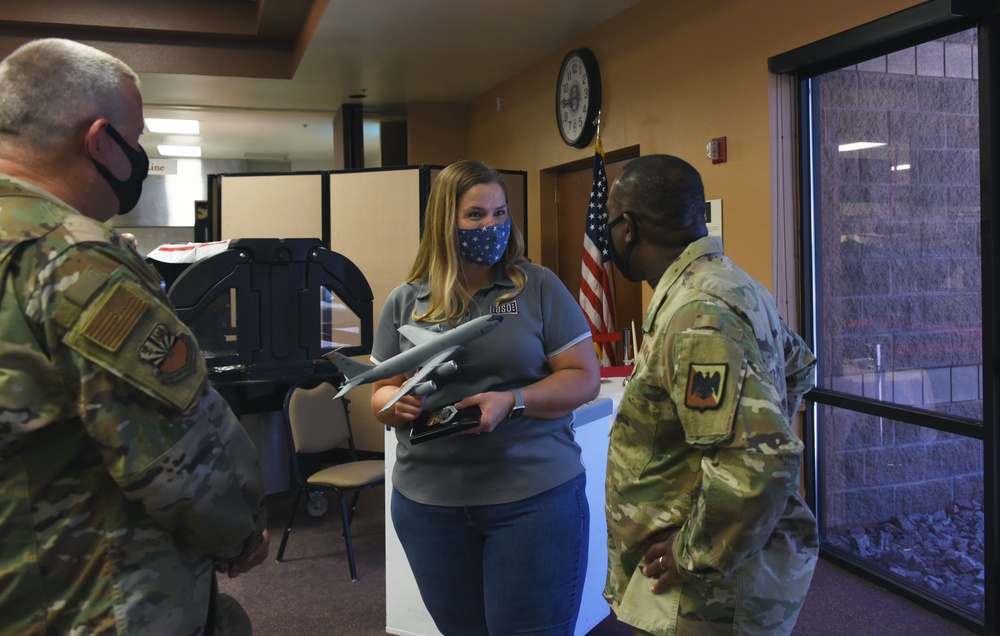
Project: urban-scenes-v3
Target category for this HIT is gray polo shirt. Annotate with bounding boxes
[373,261,591,506]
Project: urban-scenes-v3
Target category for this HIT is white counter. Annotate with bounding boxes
[384,380,625,636]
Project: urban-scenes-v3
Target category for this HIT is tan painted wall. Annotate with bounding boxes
[408,101,470,166]
[451,0,922,304]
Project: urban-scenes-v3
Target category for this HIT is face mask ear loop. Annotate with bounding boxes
[90,123,149,215]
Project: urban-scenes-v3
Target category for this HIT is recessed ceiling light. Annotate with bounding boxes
[146,118,200,134]
[157,144,202,157]
[892,163,911,171]
[838,141,887,152]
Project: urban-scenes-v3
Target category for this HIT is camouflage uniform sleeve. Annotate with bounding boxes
[26,240,266,561]
[666,308,804,581]
[781,318,817,419]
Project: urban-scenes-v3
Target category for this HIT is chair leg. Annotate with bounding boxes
[338,492,359,582]
[276,487,305,562]
[346,490,361,528]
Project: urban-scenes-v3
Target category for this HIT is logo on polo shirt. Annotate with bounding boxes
[491,300,518,315]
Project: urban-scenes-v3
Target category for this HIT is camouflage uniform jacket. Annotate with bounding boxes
[605,236,818,636]
[0,177,267,635]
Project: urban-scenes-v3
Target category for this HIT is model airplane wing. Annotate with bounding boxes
[398,323,446,346]
[378,346,458,414]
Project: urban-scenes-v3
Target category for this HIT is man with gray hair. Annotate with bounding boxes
[0,39,267,634]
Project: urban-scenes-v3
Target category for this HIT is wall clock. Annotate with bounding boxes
[555,48,602,148]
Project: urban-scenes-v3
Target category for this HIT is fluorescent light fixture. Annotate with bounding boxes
[892,164,911,171]
[838,141,887,152]
[145,118,200,134]
[157,144,202,157]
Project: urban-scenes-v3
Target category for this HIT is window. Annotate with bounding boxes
[770,3,996,631]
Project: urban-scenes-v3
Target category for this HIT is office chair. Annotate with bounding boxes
[276,377,385,581]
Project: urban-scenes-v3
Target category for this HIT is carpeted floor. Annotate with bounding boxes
[219,487,982,635]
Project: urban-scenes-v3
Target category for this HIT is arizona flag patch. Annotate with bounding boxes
[139,323,197,384]
[685,363,728,411]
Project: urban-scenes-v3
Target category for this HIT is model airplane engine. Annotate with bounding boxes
[413,381,438,397]
[435,360,459,376]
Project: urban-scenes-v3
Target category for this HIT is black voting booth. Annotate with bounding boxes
[166,238,374,493]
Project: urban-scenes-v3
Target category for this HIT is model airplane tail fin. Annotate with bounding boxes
[323,351,374,381]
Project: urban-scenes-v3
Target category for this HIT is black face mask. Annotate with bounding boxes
[92,123,149,215]
[605,213,643,282]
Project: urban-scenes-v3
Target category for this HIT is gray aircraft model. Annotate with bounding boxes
[324,313,504,414]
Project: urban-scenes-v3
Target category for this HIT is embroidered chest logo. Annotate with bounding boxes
[491,300,518,315]
[685,363,728,411]
[139,323,196,383]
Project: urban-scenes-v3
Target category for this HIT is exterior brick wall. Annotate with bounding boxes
[817,29,983,530]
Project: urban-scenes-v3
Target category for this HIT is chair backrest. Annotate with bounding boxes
[284,379,353,455]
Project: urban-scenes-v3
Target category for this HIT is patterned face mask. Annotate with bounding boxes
[457,217,511,266]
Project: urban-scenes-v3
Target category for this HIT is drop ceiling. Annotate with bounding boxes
[0,0,641,164]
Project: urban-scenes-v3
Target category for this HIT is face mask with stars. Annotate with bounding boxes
[457,217,511,266]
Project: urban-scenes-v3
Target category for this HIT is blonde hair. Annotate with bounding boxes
[406,160,526,324]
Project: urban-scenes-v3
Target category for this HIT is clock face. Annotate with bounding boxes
[556,48,601,148]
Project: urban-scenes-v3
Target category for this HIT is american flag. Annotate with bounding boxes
[579,138,617,365]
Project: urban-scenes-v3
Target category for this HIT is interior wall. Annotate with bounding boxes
[407,101,470,166]
[454,0,922,308]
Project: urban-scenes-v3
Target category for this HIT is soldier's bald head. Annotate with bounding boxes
[611,154,707,247]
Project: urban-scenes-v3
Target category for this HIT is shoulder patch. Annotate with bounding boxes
[83,282,148,351]
[685,363,728,411]
[692,313,722,331]
[64,278,205,413]
[138,324,197,383]
[64,268,109,307]
[671,330,747,446]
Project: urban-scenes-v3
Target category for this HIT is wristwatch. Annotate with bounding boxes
[508,388,525,419]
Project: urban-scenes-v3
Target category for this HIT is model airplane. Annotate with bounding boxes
[323,313,504,414]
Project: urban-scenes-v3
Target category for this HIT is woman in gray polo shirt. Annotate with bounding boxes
[372,160,601,636]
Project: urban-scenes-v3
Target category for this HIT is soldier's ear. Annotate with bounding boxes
[84,119,113,165]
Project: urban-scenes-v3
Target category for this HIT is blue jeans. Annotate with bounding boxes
[391,472,589,636]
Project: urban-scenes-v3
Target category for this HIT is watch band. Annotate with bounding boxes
[509,387,525,419]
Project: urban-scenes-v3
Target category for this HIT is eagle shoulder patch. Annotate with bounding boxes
[685,363,728,411]
[671,330,746,446]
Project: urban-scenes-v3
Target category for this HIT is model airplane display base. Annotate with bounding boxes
[409,404,480,445]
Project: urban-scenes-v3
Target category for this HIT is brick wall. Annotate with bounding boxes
[816,29,984,529]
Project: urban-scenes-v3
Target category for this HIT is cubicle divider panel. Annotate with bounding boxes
[328,168,423,452]
[328,168,422,326]
[219,173,325,241]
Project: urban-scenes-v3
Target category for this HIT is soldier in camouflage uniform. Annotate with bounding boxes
[0,39,268,635]
[603,155,818,636]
